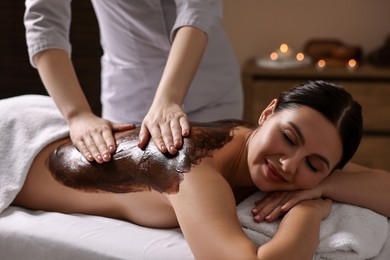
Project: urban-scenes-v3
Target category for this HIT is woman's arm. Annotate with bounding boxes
[321,163,390,216]
[168,166,329,259]
[257,199,331,260]
[138,26,207,154]
[252,163,390,222]
[34,49,134,163]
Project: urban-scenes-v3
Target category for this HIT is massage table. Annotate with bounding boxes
[0,206,193,260]
[0,95,389,259]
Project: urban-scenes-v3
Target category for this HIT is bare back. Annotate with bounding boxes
[13,120,255,228]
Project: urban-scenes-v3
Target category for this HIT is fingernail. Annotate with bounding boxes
[161,145,166,152]
[265,215,271,222]
[174,140,181,147]
[251,208,258,215]
[109,145,115,152]
[87,154,93,160]
[254,215,261,222]
[169,145,177,153]
[103,153,110,161]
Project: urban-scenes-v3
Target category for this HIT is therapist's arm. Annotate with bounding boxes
[34,49,134,163]
[138,26,207,154]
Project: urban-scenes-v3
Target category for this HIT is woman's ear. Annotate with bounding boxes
[258,99,277,126]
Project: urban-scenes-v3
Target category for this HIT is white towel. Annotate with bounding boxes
[0,95,69,214]
[237,191,389,260]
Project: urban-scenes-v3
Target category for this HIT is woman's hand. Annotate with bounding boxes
[69,113,135,163]
[251,187,324,223]
[138,102,190,154]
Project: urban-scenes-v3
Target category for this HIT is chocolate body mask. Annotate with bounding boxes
[49,120,254,194]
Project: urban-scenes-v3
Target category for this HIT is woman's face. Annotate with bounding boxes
[247,100,342,192]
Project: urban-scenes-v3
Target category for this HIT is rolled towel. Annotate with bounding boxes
[237,191,388,260]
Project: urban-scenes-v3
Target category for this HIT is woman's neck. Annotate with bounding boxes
[221,127,258,203]
[227,128,257,187]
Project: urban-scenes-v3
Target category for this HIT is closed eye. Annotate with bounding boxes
[283,130,295,145]
[306,158,318,173]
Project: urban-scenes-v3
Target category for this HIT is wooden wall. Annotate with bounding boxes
[0,0,103,115]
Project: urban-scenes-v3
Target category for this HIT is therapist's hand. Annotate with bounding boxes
[69,113,135,164]
[138,102,190,154]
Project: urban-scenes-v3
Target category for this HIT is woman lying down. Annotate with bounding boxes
[2,81,390,260]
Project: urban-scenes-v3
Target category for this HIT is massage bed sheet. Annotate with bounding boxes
[0,206,389,260]
[0,206,194,260]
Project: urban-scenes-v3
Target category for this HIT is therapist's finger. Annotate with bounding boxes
[179,116,190,137]
[139,123,168,153]
[101,129,116,160]
[159,122,176,154]
[138,123,150,149]
[83,134,104,163]
[95,132,118,163]
[169,119,183,150]
[76,140,94,162]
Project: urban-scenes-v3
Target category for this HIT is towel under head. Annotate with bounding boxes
[237,191,389,260]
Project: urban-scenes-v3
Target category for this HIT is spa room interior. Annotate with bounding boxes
[1,0,389,259]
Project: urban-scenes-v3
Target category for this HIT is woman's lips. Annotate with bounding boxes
[264,161,286,183]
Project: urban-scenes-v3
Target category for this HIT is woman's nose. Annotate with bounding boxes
[279,156,298,177]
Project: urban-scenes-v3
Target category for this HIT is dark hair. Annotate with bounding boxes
[274,80,363,169]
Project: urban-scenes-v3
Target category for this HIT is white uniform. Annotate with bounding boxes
[24,0,243,124]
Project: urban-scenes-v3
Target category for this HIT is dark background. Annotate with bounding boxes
[0,0,103,115]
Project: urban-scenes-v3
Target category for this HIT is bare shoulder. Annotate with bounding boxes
[167,164,257,259]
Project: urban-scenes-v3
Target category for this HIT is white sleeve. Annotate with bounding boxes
[24,0,73,67]
[171,0,223,41]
